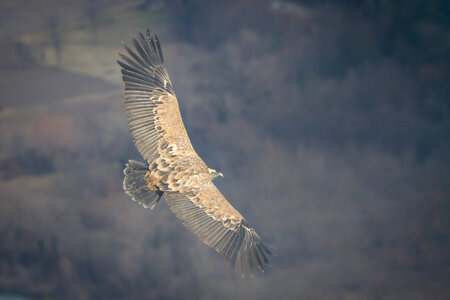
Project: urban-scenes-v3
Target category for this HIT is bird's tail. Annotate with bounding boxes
[123,160,163,209]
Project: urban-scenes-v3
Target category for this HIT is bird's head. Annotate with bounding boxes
[208,168,224,180]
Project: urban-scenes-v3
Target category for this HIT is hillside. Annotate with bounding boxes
[0,1,449,299]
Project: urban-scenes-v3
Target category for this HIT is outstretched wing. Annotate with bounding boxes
[118,29,193,163]
[164,180,272,277]
[118,30,271,277]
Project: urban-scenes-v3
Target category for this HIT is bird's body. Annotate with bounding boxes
[118,29,271,277]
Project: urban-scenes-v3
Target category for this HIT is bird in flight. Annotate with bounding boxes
[118,29,271,277]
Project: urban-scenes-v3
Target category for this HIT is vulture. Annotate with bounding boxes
[118,29,271,277]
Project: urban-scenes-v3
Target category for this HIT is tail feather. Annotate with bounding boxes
[123,160,163,209]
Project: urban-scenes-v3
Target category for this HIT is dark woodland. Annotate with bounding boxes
[0,0,449,299]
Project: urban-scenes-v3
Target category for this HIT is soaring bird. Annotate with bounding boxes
[118,29,271,277]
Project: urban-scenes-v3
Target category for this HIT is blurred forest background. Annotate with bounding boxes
[0,0,449,299]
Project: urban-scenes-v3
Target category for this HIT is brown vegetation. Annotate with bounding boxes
[0,0,448,299]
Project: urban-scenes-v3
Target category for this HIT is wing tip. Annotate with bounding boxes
[231,222,273,278]
[118,28,172,94]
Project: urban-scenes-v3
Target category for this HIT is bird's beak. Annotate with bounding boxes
[218,172,224,178]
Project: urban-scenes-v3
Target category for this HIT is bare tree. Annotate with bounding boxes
[84,1,102,43]
[46,15,62,66]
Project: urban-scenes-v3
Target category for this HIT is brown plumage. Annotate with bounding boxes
[118,29,271,277]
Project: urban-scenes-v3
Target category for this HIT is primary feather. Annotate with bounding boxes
[118,29,271,277]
